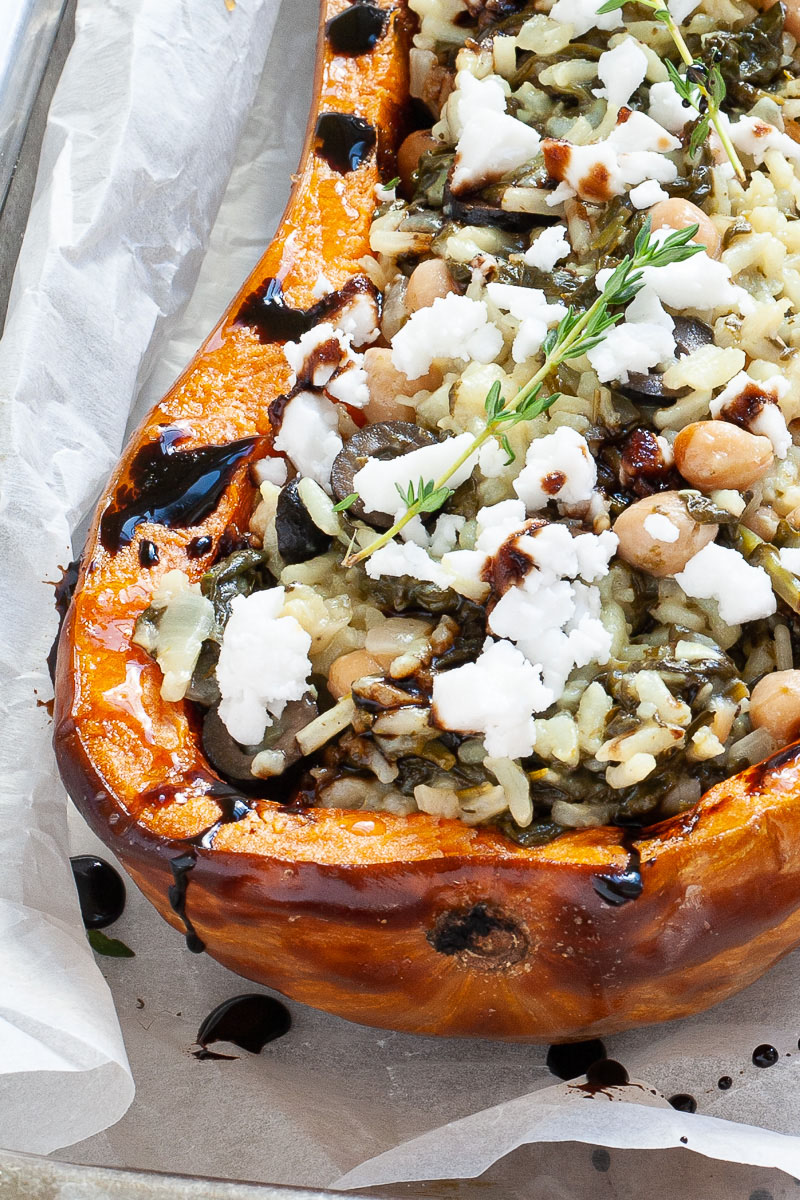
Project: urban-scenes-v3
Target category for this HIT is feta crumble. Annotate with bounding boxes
[675,544,776,625]
[391,294,503,380]
[780,547,800,577]
[729,115,800,167]
[628,179,669,209]
[216,589,312,745]
[644,513,680,543]
[283,322,369,408]
[273,391,343,492]
[593,38,648,111]
[587,285,675,384]
[549,0,624,38]
[432,638,551,759]
[523,224,571,272]
[353,431,479,519]
[596,230,749,315]
[365,540,455,590]
[452,109,542,195]
[647,80,693,134]
[335,291,380,347]
[710,371,791,459]
[514,426,597,510]
[486,281,568,363]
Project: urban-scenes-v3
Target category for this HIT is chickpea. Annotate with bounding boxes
[674,421,774,491]
[786,504,800,531]
[743,504,780,542]
[327,650,382,700]
[362,347,441,423]
[405,258,458,313]
[648,198,721,259]
[612,491,718,577]
[397,129,439,195]
[750,669,800,745]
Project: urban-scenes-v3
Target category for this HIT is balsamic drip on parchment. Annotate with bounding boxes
[99,427,258,552]
[235,275,378,346]
[591,827,643,906]
[47,557,82,682]
[546,1039,607,1081]
[70,855,126,929]
[314,112,377,173]
[752,1043,779,1068]
[326,4,388,55]
[668,1093,697,1113]
[193,994,292,1060]
[165,783,253,954]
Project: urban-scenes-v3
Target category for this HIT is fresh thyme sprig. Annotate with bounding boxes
[342,219,702,568]
[597,0,745,182]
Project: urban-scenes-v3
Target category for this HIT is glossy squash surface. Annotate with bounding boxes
[54,0,800,1041]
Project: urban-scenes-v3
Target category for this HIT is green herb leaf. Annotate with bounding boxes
[500,433,515,465]
[383,176,400,189]
[484,379,504,422]
[395,477,453,516]
[333,493,359,512]
[596,0,627,11]
[88,929,135,958]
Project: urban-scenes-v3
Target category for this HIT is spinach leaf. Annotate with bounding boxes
[701,3,786,108]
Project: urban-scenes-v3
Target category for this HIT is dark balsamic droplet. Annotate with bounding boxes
[546,1039,607,1081]
[591,1149,611,1173]
[326,4,387,54]
[752,1044,779,1068]
[70,855,126,929]
[138,539,159,567]
[314,112,377,173]
[679,1136,688,1145]
[47,558,82,682]
[167,853,205,954]
[197,994,291,1055]
[668,1093,697,1113]
[718,1075,733,1090]
[236,274,379,348]
[586,1058,629,1088]
[99,428,257,552]
[592,829,643,905]
[187,534,213,559]
[749,1191,774,1200]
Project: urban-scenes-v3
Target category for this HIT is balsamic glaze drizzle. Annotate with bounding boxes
[314,112,377,173]
[752,1043,779,1068]
[138,539,159,568]
[592,829,643,906]
[235,275,378,346]
[100,429,258,552]
[47,558,81,682]
[546,1039,607,1081]
[326,4,388,55]
[166,783,253,953]
[196,993,291,1056]
[187,534,213,559]
[70,855,126,929]
[668,1093,697,1113]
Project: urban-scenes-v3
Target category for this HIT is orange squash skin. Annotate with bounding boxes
[54,0,800,1042]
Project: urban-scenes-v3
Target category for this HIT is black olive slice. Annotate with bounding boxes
[330,421,438,527]
[202,696,318,783]
[276,478,333,564]
[444,178,540,233]
[618,316,714,406]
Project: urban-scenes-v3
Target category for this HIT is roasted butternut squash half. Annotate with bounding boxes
[55,0,800,1040]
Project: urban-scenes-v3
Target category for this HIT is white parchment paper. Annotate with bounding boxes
[5,0,800,1192]
[0,0,279,1154]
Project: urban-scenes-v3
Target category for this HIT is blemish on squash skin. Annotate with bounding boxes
[427,902,530,971]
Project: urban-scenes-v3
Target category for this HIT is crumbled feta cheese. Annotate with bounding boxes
[710,371,791,459]
[729,115,800,167]
[587,284,675,384]
[452,109,541,196]
[644,513,680,543]
[475,499,528,554]
[365,540,456,590]
[335,290,381,347]
[353,432,479,519]
[273,391,343,492]
[486,281,567,363]
[628,179,669,209]
[647,80,692,134]
[312,273,333,299]
[675,543,776,625]
[478,437,509,478]
[391,294,503,380]
[447,70,508,140]
[780,547,800,577]
[432,638,551,759]
[523,224,571,272]
[668,0,700,22]
[596,231,749,315]
[593,38,648,111]
[514,426,597,510]
[549,0,624,37]
[283,321,369,408]
[607,110,681,155]
[216,589,312,745]
[429,513,466,558]
[252,456,288,487]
